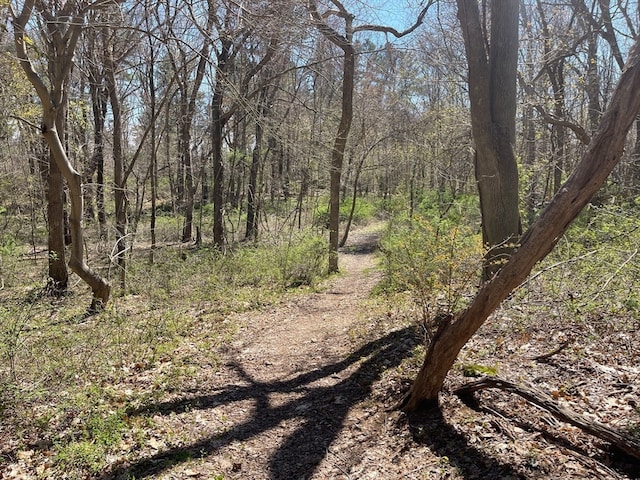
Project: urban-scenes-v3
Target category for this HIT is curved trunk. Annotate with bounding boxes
[43,112,111,309]
[13,0,110,309]
[339,152,365,248]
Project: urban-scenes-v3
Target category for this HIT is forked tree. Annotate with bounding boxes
[457,0,521,279]
[307,0,434,273]
[11,0,110,310]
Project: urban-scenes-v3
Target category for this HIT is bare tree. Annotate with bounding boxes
[209,0,282,247]
[11,0,110,309]
[307,0,434,273]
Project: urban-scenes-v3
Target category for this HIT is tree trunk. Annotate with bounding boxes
[105,39,127,290]
[339,151,365,248]
[175,18,212,243]
[46,154,68,292]
[523,104,537,225]
[246,89,267,241]
[328,42,355,272]
[211,39,231,248]
[401,35,640,412]
[537,0,567,196]
[458,0,521,279]
[147,18,158,263]
[212,88,226,248]
[550,64,566,195]
[181,122,195,243]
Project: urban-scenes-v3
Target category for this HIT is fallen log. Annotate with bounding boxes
[454,376,640,461]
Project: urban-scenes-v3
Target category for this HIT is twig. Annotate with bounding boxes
[526,249,600,284]
[530,340,571,362]
[325,447,351,479]
[593,248,638,301]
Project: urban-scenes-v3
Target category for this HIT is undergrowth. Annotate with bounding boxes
[376,198,483,337]
[377,197,640,345]
[510,203,640,327]
[0,227,328,477]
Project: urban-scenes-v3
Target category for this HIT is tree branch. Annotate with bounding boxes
[307,1,349,48]
[518,73,591,145]
[354,0,436,37]
[455,376,640,460]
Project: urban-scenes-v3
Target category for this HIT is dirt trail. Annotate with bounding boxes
[233,230,383,383]
[100,222,640,480]
[108,225,417,480]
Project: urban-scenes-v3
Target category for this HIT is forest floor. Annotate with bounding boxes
[2,224,640,479]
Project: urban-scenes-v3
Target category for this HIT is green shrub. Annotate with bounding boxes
[378,214,482,326]
[55,440,104,474]
[215,229,328,289]
[525,203,640,321]
[314,195,384,227]
[275,230,328,287]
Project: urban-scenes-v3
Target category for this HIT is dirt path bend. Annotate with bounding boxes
[232,230,383,383]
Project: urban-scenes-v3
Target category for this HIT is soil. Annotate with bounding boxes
[3,226,640,479]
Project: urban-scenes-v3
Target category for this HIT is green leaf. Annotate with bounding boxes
[461,364,498,377]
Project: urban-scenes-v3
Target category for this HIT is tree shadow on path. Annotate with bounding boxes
[101,325,520,479]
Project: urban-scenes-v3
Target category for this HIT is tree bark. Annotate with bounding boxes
[146,12,158,263]
[46,153,68,292]
[211,40,229,248]
[457,0,521,279]
[339,150,366,248]
[328,41,355,272]
[246,85,270,241]
[104,32,127,289]
[401,34,640,412]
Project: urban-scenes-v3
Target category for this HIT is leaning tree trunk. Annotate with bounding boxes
[339,150,366,248]
[401,35,640,412]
